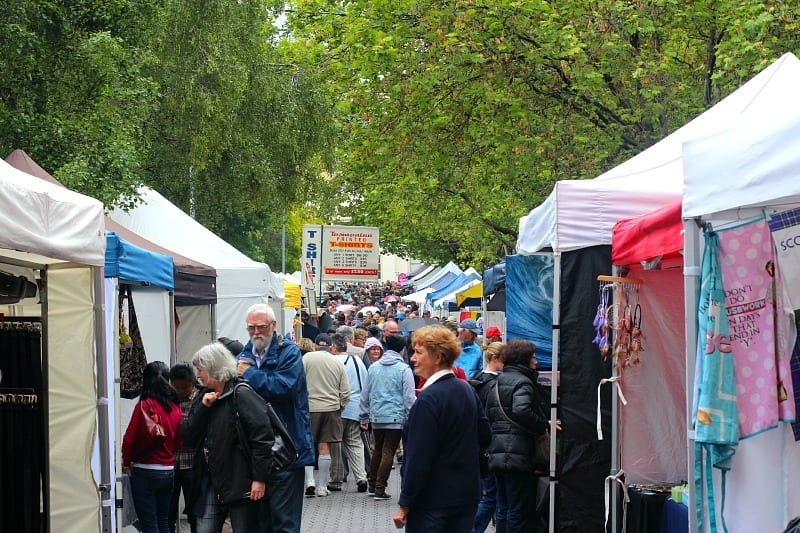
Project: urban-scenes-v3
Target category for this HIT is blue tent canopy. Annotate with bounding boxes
[425,271,459,292]
[427,272,480,302]
[483,261,506,296]
[105,231,174,290]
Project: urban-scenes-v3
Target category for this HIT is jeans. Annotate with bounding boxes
[195,482,258,533]
[130,467,175,533]
[368,428,401,495]
[405,503,478,533]
[472,473,498,533]
[169,468,197,533]
[257,467,304,533]
[495,470,540,533]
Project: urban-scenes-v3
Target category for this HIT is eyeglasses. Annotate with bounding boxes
[246,322,273,332]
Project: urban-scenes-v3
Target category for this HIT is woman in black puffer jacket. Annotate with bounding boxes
[485,339,548,533]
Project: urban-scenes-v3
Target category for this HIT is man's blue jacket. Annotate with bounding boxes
[239,334,315,467]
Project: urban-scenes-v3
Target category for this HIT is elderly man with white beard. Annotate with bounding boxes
[236,304,314,533]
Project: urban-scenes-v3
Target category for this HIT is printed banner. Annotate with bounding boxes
[718,220,780,438]
[769,207,800,311]
[301,224,380,282]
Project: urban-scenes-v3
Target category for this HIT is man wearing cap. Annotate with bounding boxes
[236,303,314,533]
[314,333,333,352]
[485,326,503,344]
[456,319,484,378]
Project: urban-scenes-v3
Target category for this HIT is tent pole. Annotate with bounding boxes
[610,268,619,533]
[93,267,113,533]
[683,219,701,533]
[548,251,561,533]
[169,292,176,365]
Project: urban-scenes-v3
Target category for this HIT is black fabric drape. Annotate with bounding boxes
[557,246,613,532]
[0,324,44,533]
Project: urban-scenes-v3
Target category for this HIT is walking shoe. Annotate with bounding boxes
[305,481,316,496]
[316,487,330,497]
[367,485,375,496]
[326,483,342,492]
[373,492,391,501]
[357,480,368,493]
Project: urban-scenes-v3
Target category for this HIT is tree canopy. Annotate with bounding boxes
[2,0,798,269]
[285,0,799,266]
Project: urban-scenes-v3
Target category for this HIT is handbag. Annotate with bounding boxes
[494,382,550,470]
[134,400,166,461]
[233,382,298,475]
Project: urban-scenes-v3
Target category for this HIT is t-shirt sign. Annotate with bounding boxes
[302,224,380,282]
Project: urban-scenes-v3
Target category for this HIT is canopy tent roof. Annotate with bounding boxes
[109,186,282,339]
[407,263,430,278]
[105,232,173,290]
[5,150,217,305]
[683,108,800,218]
[483,262,506,295]
[431,276,481,309]
[456,281,483,308]
[517,52,800,254]
[415,262,462,290]
[402,264,434,286]
[611,200,683,268]
[409,265,441,288]
[0,158,105,266]
[427,269,480,302]
[401,287,434,304]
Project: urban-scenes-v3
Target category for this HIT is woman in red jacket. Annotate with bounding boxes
[122,361,183,533]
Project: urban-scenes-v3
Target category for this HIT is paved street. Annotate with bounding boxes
[301,461,404,533]
[177,459,496,532]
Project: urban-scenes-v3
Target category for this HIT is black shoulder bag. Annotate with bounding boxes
[233,382,298,475]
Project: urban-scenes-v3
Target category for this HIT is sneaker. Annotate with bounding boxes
[367,485,375,496]
[373,492,391,501]
[326,483,342,492]
[357,480,368,493]
[305,481,316,496]
[316,487,330,497]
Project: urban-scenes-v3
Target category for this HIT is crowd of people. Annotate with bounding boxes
[121,288,553,533]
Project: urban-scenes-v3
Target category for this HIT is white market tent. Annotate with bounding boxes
[516,52,800,533]
[680,105,800,532]
[109,187,285,353]
[0,158,109,533]
[414,261,463,291]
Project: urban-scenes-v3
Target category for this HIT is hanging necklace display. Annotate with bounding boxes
[595,275,643,369]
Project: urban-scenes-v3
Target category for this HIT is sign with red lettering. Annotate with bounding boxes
[301,225,380,282]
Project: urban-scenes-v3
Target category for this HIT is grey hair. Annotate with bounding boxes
[331,333,348,353]
[192,343,238,382]
[246,303,276,321]
[335,325,354,340]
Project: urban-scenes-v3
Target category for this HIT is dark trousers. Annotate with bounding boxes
[495,470,540,533]
[472,473,498,533]
[130,467,175,533]
[406,503,478,533]
[368,428,401,495]
[169,467,197,533]
[257,467,304,533]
